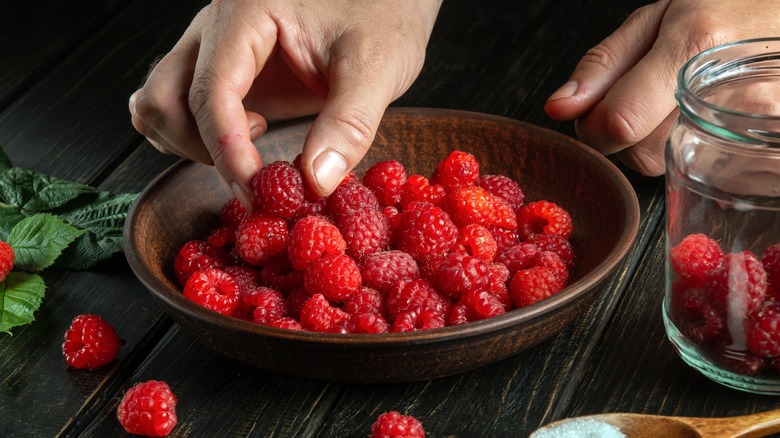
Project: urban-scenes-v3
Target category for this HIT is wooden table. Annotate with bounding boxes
[2,0,777,436]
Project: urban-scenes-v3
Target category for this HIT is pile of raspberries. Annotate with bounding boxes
[173,150,574,334]
[669,233,780,375]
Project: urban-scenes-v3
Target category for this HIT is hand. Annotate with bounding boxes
[544,0,780,176]
[129,0,442,205]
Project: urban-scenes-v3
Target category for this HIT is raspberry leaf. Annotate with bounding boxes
[57,231,123,270]
[7,213,86,272]
[0,167,95,213]
[0,272,46,335]
[0,205,25,241]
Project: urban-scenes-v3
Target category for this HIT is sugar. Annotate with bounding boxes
[530,418,627,438]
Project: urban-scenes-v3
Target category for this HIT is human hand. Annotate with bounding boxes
[544,0,780,176]
[129,0,442,206]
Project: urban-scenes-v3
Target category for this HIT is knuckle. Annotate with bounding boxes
[328,109,376,152]
[133,91,166,131]
[580,43,620,72]
[603,105,645,146]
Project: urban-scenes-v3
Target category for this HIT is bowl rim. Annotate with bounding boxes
[123,107,641,346]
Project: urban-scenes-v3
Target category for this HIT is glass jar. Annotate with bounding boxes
[664,38,780,394]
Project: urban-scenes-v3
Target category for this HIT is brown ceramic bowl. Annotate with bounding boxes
[124,108,640,383]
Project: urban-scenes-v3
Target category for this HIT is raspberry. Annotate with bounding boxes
[396,202,458,263]
[363,159,408,207]
[455,223,497,261]
[348,312,390,334]
[224,265,262,319]
[460,288,506,321]
[400,174,445,209]
[509,266,566,308]
[117,380,177,437]
[496,242,539,276]
[286,287,310,319]
[386,279,450,322]
[62,314,121,370]
[533,250,569,285]
[299,293,350,332]
[218,197,247,228]
[304,254,362,302]
[259,252,293,286]
[443,186,493,228]
[669,283,726,345]
[344,286,387,317]
[251,161,305,219]
[0,241,14,282]
[516,200,573,241]
[434,150,480,193]
[271,270,305,295]
[327,182,379,221]
[235,214,290,266]
[371,411,425,438]
[337,207,392,261]
[670,233,725,287]
[489,226,520,253]
[183,268,240,316]
[288,215,346,271]
[431,253,491,300]
[529,233,574,268]
[206,226,236,248]
[391,306,447,332]
[361,250,421,296]
[243,287,289,325]
[479,174,525,213]
[448,302,470,326]
[746,300,780,357]
[268,317,305,331]
[763,243,780,287]
[173,240,227,286]
[487,262,512,309]
[707,251,767,316]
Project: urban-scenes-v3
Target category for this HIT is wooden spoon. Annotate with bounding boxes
[531,408,780,438]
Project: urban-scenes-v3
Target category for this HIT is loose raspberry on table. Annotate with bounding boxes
[400,174,445,209]
[479,174,525,213]
[235,213,290,266]
[251,161,305,219]
[304,254,362,302]
[327,182,379,221]
[337,206,392,261]
[62,314,121,370]
[218,197,247,229]
[431,253,491,300]
[669,233,725,288]
[455,223,497,261]
[344,286,387,317]
[516,200,573,241]
[183,268,240,316]
[288,215,346,271]
[529,233,574,269]
[396,202,458,263]
[391,306,447,332]
[117,380,177,437]
[371,411,425,438]
[386,278,451,322]
[707,250,767,316]
[0,241,14,282]
[509,266,566,308]
[746,300,780,358]
[361,250,421,296]
[299,293,350,332]
[363,159,408,207]
[173,240,227,286]
[433,150,480,193]
[496,242,539,276]
[763,243,780,287]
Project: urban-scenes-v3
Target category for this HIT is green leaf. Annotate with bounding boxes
[7,213,86,272]
[0,205,26,241]
[0,272,46,335]
[59,192,137,235]
[0,167,95,212]
[57,232,123,270]
[0,146,13,171]
[0,167,34,208]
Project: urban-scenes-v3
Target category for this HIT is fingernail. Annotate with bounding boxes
[313,150,347,195]
[231,182,253,211]
[548,80,579,101]
[249,124,265,141]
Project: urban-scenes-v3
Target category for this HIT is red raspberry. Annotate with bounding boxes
[288,215,346,271]
[337,207,392,261]
[363,159,408,207]
[434,150,480,193]
[509,266,566,308]
[707,251,767,316]
[396,202,458,263]
[243,287,289,325]
[183,268,240,316]
[206,226,236,248]
[327,182,379,221]
[386,279,451,322]
[448,302,470,326]
[348,313,390,334]
[117,380,177,437]
[460,288,506,321]
[529,233,574,269]
[670,233,725,288]
[344,286,387,317]
[533,250,569,285]
[300,197,327,218]
[224,265,262,319]
[400,174,445,209]
[235,214,290,266]
[304,254,362,302]
[496,242,539,276]
[62,314,121,370]
[218,197,247,228]
[391,306,447,332]
[487,262,512,309]
[0,241,14,282]
[259,252,293,286]
[271,270,305,295]
[371,411,425,438]
[268,317,305,331]
[516,200,573,241]
[479,174,525,213]
[763,243,780,287]
[173,240,227,286]
[455,223,497,261]
[669,283,727,345]
[443,186,492,228]
[431,253,491,300]
[286,287,310,319]
[251,161,305,219]
[299,293,350,332]
[361,250,421,296]
[489,226,520,253]
[746,300,780,357]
